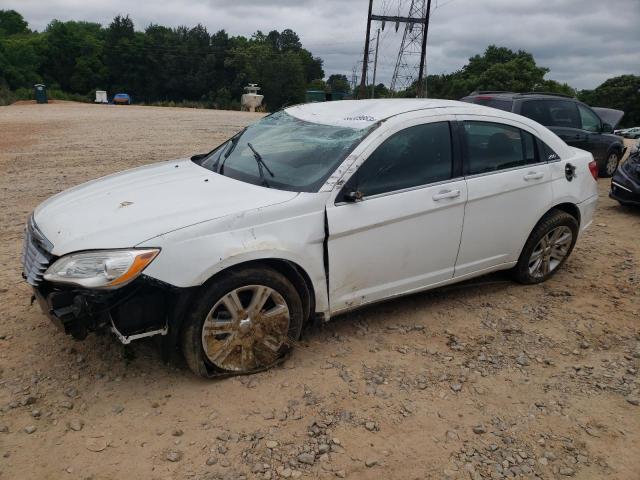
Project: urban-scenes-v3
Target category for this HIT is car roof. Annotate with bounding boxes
[285,98,573,159]
[285,99,487,129]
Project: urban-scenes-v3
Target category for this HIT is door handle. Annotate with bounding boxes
[432,189,461,201]
[523,172,544,181]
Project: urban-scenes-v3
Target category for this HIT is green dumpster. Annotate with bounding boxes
[34,84,48,104]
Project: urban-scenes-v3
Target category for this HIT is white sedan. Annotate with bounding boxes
[23,99,599,377]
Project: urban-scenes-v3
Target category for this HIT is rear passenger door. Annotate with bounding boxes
[454,117,553,277]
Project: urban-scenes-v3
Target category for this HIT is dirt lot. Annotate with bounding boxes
[0,102,638,480]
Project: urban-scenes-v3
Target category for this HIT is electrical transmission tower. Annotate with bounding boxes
[390,0,427,93]
[359,0,432,99]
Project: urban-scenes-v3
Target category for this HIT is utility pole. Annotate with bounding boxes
[359,0,374,100]
[416,0,432,98]
[370,29,380,99]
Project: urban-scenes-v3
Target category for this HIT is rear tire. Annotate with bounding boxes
[511,210,579,285]
[600,151,620,178]
[181,267,304,378]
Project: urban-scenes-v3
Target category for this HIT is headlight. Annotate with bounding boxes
[44,249,159,289]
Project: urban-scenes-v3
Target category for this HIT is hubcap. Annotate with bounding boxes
[201,285,290,371]
[606,154,618,175]
[528,226,573,278]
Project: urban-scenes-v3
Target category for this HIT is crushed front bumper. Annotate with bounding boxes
[32,276,192,344]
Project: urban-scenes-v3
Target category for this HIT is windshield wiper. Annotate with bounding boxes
[217,128,246,174]
[247,142,275,187]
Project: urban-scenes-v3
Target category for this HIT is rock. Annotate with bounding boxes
[276,466,292,478]
[111,405,124,414]
[297,452,315,465]
[318,443,330,454]
[218,445,228,454]
[365,459,378,468]
[266,440,278,449]
[172,428,184,437]
[559,467,575,476]
[220,459,231,467]
[332,438,341,446]
[538,457,548,466]
[335,471,346,478]
[68,419,84,431]
[472,425,487,434]
[364,421,376,431]
[516,354,530,366]
[64,387,78,398]
[206,457,218,466]
[0,425,9,433]
[626,397,639,406]
[59,400,74,410]
[450,383,462,392]
[31,409,41,418]
[543,451,557,461]
[24,425,37,434]
[85,437,108,452]
[21,396,37,406]
[252,463,266,473]
[166,450,183,462]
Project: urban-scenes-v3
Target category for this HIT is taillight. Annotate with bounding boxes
[588,160,598,181]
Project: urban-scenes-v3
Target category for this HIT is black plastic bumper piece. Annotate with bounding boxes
[33,276,195,343]
[610,163,640,206]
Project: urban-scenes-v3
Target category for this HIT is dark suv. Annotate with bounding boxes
[461,92,626,177]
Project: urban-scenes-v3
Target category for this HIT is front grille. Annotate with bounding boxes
[21,216,54,287]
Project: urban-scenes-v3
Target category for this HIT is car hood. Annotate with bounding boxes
[592,107,624,128]
[34,159,299,255]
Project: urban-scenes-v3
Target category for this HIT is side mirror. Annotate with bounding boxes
[343,190,364,203]
[601,123,613,133]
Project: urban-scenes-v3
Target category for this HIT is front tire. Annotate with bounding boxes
[181,267,304,378]
[511,210,579,285]
[601,151,620,178]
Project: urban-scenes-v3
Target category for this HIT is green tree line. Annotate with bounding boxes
[1,10,637,126]
[0,10,324,110]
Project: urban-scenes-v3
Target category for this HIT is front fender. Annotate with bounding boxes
[136,194,329,312]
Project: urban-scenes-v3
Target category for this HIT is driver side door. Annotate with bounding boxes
[326,118,467,313]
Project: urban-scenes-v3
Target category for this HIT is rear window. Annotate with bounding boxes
[462,96,513,112]
[521,100,580,129]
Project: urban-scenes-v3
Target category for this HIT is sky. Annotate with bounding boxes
[5,0,640,90]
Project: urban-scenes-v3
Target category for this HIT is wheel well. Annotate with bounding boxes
[546,203,581,226]
[205,259,315,323]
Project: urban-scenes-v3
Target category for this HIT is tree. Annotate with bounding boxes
[409,45,570,100]
[579,75,640,128]
[327,74,350,93]
[0,10,29,36]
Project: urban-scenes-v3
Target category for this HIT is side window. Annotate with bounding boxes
[350,122,453,197]
[521,100,580,129]
[536,139,560,162]
[577,104,601,133]
[463,121,539,175]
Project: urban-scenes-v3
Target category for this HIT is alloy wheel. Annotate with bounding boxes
[528,226,573,278]
[606,153,619,176]
[201,285,291,372]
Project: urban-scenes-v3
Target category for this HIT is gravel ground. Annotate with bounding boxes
[0,102,638,480]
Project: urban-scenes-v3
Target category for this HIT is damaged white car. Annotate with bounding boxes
[23,99,598,377]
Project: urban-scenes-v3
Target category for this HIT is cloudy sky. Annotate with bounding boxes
[6,0,640,90]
